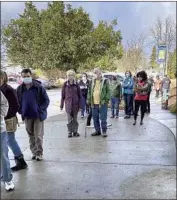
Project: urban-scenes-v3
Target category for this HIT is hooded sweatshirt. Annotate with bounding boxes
[0,91,9,133]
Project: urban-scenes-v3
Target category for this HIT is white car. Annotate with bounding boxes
[8,77,20,89]
[103,72,125,84]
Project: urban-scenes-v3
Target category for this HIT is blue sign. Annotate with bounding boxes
[157,45,166,63]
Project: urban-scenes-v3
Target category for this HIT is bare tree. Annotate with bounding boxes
[115,33,148,74]
[126,32,147,73]
[150,15,176,51]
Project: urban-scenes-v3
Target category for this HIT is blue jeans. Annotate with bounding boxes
[111,97,120,116]
[1,132,12,182]
[7,132,23,158]
[124,94,133,116]
[92,104,108,133]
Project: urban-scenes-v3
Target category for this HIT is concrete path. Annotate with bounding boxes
[149,92,176,140]
[1,108,176,199]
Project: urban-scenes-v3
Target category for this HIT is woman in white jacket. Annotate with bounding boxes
[1,91,15,191]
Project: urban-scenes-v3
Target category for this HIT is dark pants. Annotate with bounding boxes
[81,96,89,116]
[111,97,120,117]
[87,107,92,125]
[67,111,79,134]
[124,94,133,116]
[92,104,108,133]
[134,100,147,121]
[147,92,151,112]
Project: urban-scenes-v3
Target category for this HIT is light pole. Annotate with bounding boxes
[165,25,168,76]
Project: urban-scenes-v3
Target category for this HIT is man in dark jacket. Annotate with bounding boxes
[17,69,50,161]
[0,70,28,171]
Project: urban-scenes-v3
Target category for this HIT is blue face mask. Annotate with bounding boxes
[23,77,32,84]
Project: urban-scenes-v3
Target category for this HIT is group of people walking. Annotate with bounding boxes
[0,67,171,192]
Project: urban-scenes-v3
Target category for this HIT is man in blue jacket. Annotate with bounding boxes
[122,70,134,119]
[17,69,50,161]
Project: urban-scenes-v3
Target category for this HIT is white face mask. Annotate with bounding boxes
[23,77,32,84]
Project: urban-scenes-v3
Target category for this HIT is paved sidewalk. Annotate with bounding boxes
[149,93,176,140]
[1,107,176,199]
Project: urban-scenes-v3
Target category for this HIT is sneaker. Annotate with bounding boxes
[140,121,143,125]
[91,131,101,136]
[124,115,128,119]
[5,181,15,191]
[68,133,72,138]
[81,115,84,119]
[86,123,91,127]
[115,116,119,118]
[73,132,80,137]
[110,116,114,118]
[32,155,36,160]
[36,155,43,161]
[102,132,107,137]
[107,124,112,127]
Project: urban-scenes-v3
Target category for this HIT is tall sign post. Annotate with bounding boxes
[157,44,167,77]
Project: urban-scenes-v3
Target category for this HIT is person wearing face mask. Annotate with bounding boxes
[17,69,50,161]
[0,70,28,171]
[133,71,149,125]
[79,73,90,118]
[60,70,82,138]
[122,70,134,119]
[87,68,110,137]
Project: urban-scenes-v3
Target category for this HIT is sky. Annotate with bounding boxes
[1,1,176,58]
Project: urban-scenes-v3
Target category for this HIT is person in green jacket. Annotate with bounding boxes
[87,68,110,137]
[110,75,122,118]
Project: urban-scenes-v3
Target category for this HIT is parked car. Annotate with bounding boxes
[103,72,125,84]
[8,77,20,89]
[36,78,52,90]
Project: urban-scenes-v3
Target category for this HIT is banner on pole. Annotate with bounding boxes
[157,45,166,64]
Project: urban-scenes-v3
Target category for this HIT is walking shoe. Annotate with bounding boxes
[140,121,143,125]
[5,181,15,191]
[115,116,119,118]
[36,155,43,161]
[133,121,136,125]
[73,132,80,137]
[110,116,114,118]
[81,115,84,118]
[102,132,107,137]
[68,133,72,138]
[86,123,91,127]
[11,156,28,171]
[124,115,128,119]
[32,155,36,160]
[91,131,101,136]
[126,115,130,119]
[107,124,112,127]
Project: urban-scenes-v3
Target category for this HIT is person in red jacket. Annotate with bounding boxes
[133,71,149,125]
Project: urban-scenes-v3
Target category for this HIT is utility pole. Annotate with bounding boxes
[165,24,168,76]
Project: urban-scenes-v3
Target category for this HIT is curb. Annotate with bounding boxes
[148,116,176,146]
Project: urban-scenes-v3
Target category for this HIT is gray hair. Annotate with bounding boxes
[93,67,102,74]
